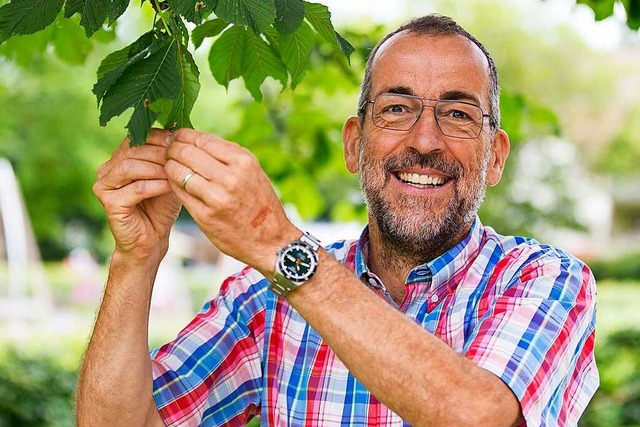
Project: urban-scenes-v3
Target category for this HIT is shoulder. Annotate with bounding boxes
[478,225,595,302]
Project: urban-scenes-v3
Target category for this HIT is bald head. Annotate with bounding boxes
[357,14,500,130]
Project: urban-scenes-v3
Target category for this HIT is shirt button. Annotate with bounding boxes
[430,294,439,303]
[368,277,378,287]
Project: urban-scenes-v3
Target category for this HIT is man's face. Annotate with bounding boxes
[343,32,509,254]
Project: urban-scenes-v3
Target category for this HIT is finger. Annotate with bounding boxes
[145,128,173,148]
[166,162,226,208]
[100,159,169,190]
[172,128,246,164]
[98,141,170,180]
[96,179,174,211]
[165,141,228,182]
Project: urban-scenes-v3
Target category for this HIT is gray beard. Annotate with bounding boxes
[359,147,489,266]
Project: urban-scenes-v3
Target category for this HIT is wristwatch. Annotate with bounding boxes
[270,232,321,297]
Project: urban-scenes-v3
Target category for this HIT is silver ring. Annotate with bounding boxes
[180,172,195,190]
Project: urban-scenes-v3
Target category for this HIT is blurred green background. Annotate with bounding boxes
[1,0,639,425]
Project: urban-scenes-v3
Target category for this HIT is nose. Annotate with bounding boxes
[406,105,446,154]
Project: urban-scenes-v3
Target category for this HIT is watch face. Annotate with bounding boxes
[279,242,318,282]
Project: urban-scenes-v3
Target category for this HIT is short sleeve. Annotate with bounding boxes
[463,247,599,426]
[150,267,268,426]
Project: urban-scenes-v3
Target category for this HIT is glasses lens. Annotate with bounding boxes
[435,101,483,138]
[372,94,422,131]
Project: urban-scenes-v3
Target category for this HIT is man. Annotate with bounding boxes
[77,14,598,427]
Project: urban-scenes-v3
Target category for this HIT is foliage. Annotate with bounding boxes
[590,250,640,281]
[578,0,640,30]
[0,0,354,145]
[0,56,120,260]
[0,0,635,258]
[0,346,77,427]
[581,328,640,426]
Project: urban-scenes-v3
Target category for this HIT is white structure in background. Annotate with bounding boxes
[0,158,51,327]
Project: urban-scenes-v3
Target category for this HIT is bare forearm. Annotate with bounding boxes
[287,251,521,426]
[77,251,165,426]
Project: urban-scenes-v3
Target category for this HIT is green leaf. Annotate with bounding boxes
[64,0,84,18]
[215,0,276,33]
[624,0,640,30]
[191,18,228,48]
[167,0,208,24]
[241,29,287,100]
[274,0,304,36]
[577,0,616,21]
[108,0,129,24]
[93,31,154,103]
[335,30,354,62]
[303,1,337,47]
[79,0,110,37]
[165,43,200,129]
[99,37,180,145]
[208,25,246,87]
[0,0,64,44]
[52,14,93,64]
[280,20,313,89]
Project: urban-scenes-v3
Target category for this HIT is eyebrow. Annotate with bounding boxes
[378,87,482,106]
[439,90,481,106]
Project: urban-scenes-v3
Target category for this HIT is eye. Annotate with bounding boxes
[384,104,409,114]
[449,109,470,120]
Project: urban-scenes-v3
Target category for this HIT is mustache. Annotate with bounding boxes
[383,151,463,179]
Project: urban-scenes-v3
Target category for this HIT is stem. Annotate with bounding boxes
[151,0,173,37]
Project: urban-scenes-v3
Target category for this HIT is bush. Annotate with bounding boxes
[581,328,640,426]
[0,347,77,427]
[590,251,640,282]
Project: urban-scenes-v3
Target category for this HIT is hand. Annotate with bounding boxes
[165,129,299,275]
[93,129,181,260]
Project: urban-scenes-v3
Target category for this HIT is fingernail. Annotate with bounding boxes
[165,135,173,146]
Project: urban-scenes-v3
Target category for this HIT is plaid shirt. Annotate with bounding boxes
[151,217,598,426]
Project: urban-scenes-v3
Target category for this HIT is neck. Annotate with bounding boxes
[366,219,472,303]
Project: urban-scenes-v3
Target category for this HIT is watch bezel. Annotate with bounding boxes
[270,232,321,297]
[276,240,318,284]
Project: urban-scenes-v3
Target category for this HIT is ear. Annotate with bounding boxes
[486,129,510,187]
[342,115,362,174]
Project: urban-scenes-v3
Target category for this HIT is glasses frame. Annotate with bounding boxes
[364,93,492,139]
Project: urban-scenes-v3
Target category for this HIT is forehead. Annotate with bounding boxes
[370,32,491,105]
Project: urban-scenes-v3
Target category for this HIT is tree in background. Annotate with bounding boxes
[0,0,638,259]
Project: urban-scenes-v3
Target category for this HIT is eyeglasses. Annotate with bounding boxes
[364,93,491,139]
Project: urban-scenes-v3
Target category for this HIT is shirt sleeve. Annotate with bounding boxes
[150,267,268,427]
[463,245,599,426]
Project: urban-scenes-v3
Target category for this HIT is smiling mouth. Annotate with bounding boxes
[396,172,450,188]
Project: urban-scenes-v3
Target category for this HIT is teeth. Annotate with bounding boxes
[398,172,446,186]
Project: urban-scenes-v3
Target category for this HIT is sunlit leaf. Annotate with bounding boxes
[208,25,245,87]
[242,29,287,100]
[0,0,64,43]
[53,15,93,64]
[191,17,228,48]
[280,20,313,88]
[302,1,336,47]
[577,0,616,21]
[274,0,304,36]
[215,0,276,33]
